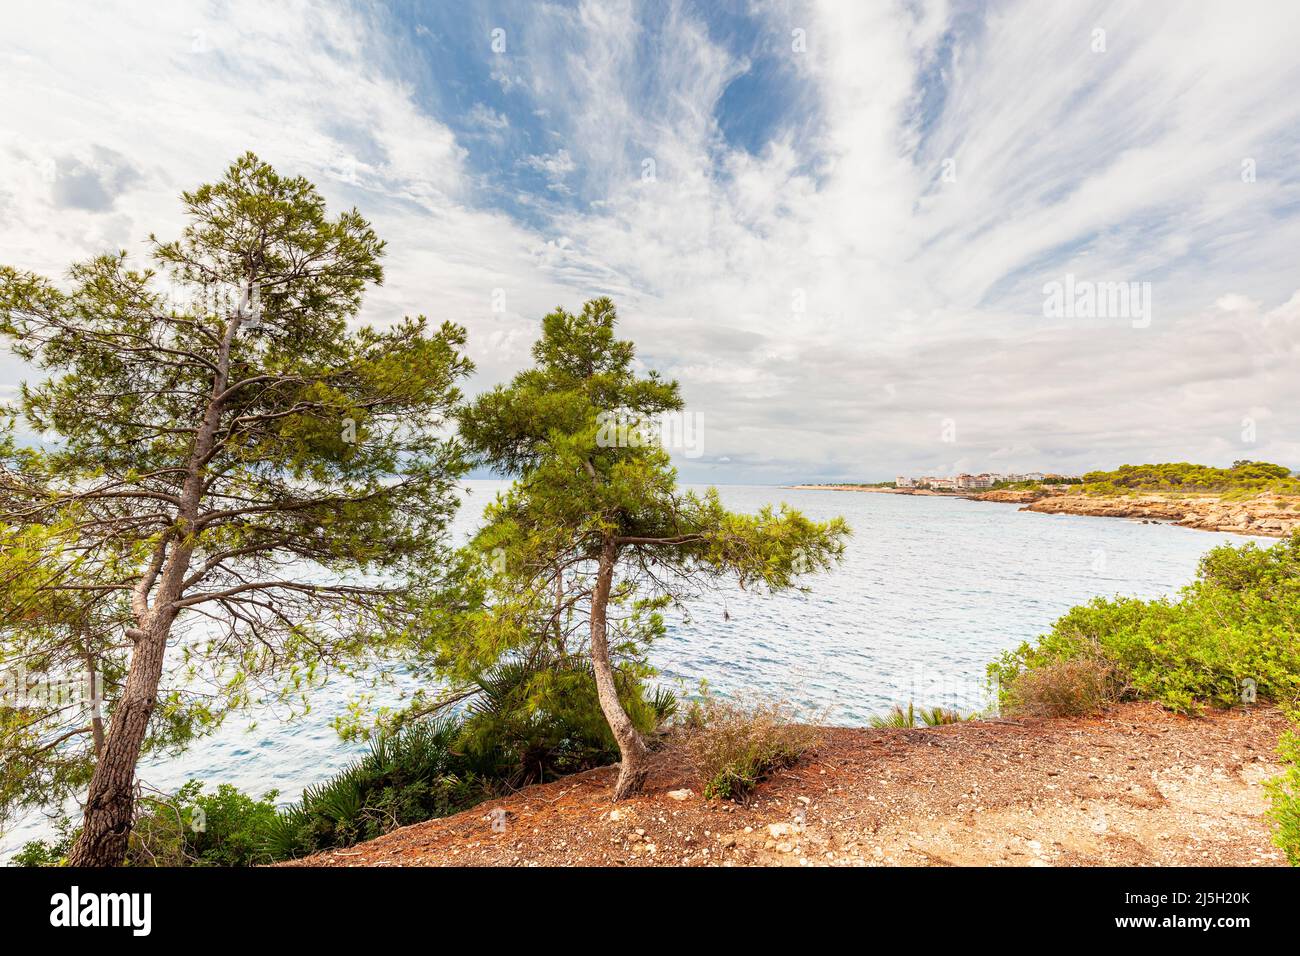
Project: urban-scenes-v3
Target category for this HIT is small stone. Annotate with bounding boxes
[668,788,693,801]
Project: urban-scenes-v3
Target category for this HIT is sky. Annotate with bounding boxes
[1,0,1299,484]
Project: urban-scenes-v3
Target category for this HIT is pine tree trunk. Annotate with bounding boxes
[588,536,650,800]
[67,620,169,867]
[67,305,236,866]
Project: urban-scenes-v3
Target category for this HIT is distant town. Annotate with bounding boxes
[895,471,1081,491]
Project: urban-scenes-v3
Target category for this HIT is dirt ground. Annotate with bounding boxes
[285,703,1288,867]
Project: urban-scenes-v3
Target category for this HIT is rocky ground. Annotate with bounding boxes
[284,704,1287,867]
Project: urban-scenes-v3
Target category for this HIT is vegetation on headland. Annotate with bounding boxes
[1078,460,1300,497]
[803,461,1298,498]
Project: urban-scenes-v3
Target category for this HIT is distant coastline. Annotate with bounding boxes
[786,483,1300,538]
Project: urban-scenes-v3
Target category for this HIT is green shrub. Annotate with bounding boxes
[11,783,280,867]
[1266,715,1300,866]
[868,702,973,727]
[10,827,73,867]
[917,705,971,726]
[456,660,670,788]
[869,702,919,728]
[683,694,820,801]
[990,534,1300,715]
[127,781,281,866]
[265,715,500,859]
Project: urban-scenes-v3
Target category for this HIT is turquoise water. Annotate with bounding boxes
[1,480,1266,856]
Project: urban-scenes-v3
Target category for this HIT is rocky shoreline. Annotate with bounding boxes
[789,485,1300,538]
[986,490,1300,537]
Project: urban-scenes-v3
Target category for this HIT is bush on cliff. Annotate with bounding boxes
[682,692,820,801]
[1000,659,1117,718]
[990,534,1300,715]
[1266,714,1300,866]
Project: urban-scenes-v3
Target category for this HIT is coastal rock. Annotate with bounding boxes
[1017,492,1300,538]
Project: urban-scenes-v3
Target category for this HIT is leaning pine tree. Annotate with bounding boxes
[447,298,849,799]
[0,153,472,866]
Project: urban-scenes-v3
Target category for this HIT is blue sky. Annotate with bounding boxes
[3,0,1300,482]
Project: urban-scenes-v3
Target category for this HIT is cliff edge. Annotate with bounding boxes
[284,704,1285,867]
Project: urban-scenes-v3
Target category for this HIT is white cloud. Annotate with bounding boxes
[2,0,1299,480]
[466,103,510,133]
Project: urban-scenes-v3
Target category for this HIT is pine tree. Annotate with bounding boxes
[0,154,472,865]
[449,298,848,798]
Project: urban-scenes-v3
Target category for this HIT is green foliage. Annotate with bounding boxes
[869,702,918,728]
[10,838,69,868]
[1079,461,1299,497]
[128,781,282,866]
[0,518,145,828]
[457,659,669,787]
[11,782,280,867]
[990,534,1300,715]
[266,717,494,859]
[1266,715,1300,866]
[9,816,76,867]
[868,701,972,727]
[682,693,820,801]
